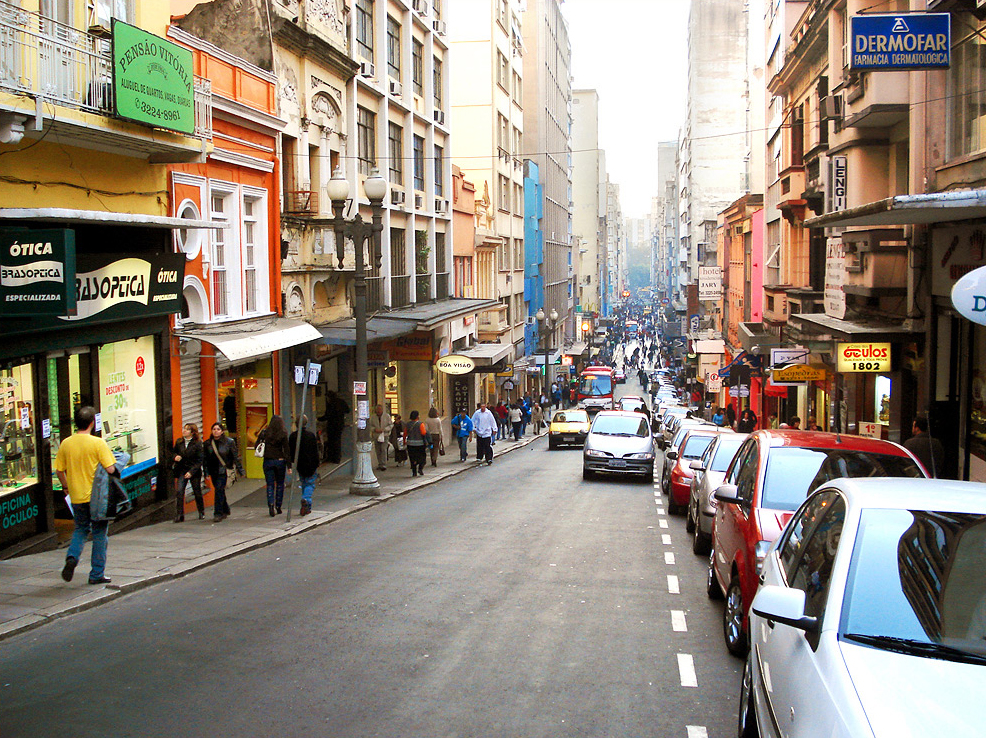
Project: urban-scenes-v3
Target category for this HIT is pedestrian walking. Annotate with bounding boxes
[426,407,444,466]
[736,408,758,433]
[904,416,946,478]
[203,422,245,522]
[288,416,320,516]
[711,405,725,427]
[532,403,544,435]
[369,405,393,471]
[56,406,118,585]
[450,409,473,461]
[390,413,408,467]
[495,400,509,440]
[319,390,350,464]
[172,422,204,522]
[404,410,429,477]
[725,403,737,429]
[509,403,523,441]
[258,415,290,516]
[471,402,498,465]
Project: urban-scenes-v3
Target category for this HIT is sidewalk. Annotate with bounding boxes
[0,431,543,641]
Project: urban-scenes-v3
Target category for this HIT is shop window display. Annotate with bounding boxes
[0,363,38,492]
[98,337,159,477]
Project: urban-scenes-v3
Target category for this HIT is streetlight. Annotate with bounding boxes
[328,165,387,495]
[536,307,559,396]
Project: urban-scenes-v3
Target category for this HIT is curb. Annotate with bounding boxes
[0,432,543,642]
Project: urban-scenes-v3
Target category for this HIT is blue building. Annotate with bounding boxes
[523,160,543,358]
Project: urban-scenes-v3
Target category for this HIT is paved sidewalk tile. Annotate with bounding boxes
[0,431,543,640]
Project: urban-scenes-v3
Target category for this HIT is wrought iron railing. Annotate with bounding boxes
[435,272,449,298]
[415,275,431,302]
[0,1,211,138]
[284,189,319,214]
[366,276,383,312]
[391,275,411,308]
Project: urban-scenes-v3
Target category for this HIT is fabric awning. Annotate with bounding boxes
[318,317,419,346]
[455,342,513,365]
[565,341,588,356]
[176,317,322,362]
[805,189,986,229]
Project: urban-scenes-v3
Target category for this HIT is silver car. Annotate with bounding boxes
[742,477,986,738]
[686,433,747,554]
[582,410,655,483]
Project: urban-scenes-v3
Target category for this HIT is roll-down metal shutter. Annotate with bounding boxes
[179,355,203,432]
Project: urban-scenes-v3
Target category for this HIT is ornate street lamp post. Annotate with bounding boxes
[536,307,559,396]
[328,166,387,495]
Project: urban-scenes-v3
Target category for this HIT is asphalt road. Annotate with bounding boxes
[2,372,741,738]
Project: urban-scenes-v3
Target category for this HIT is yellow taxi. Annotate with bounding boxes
[548,409,591,449]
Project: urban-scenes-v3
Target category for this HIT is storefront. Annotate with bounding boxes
[0,224,187,556]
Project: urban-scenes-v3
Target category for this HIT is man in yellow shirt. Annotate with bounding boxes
[55,406,117,585]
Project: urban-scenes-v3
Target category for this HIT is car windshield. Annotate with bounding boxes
[580,374,612,397]
[553,411,588,424]
[761,448,924,511]
[591,415,650,437]
[841,509,986,660]
[620,400,645,412]
[710,437,746,472]
[681,434,715,459]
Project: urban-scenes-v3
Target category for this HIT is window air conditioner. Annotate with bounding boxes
[391,189,406,206]
[389,80,403,97]
[412,0,428,14]
[414,193,424,209]
[525,316,536,326]
[433,19,447,35]
[359,62,375,78]
[433,108,445,126]
[821,95,844,121]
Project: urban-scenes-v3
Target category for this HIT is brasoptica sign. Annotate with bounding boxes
[850,14,950,71]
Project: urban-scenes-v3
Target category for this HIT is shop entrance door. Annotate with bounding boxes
[47,349,95,527]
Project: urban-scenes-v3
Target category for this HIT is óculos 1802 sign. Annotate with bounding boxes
[837,343,891,373]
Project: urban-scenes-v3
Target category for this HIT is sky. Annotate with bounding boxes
[562,0,690,218]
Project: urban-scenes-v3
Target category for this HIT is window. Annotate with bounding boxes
[211,193,229,317]
[87,0,133,28]
[497,174,510,211]
[357,106,375,176]
[497,113,509,151]
[412,38,424,96]
[0,363,38,495]
[388,122,403,186]
[513,126,522,154]
[495,0,507,29]
[98,337,159,479]
[496,51,509,90]
[436,231,447,273]
[513,71,523,102]
[433,55,443,109]
[779,491,837,576]
[386,15,401,80]
[391,227,406,275]
[514,182,524,215]
[434,145,444,197]
[355,0,374,62]
[242,197,258,313]
[513,235,523,270]
[788,494,846,635]
[413,135,425,191]
[949,24,986,159]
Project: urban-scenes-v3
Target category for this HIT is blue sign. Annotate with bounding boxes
[850,14,950,71]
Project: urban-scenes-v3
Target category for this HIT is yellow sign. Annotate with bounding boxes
[496,363,514,377]
[772,364,826,382]
[837,342,891,373]
[435,355,476,375]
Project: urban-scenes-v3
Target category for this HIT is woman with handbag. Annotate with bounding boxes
[390,413,408,467]
[425,407,444,467]
[258,415,290,516]
[172,423,204,522]
[404,410,429,477]
[203,422,245,522]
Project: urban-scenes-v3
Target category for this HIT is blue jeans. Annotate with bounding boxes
[300,473,317,504]
[66,502,108,582]
[457,435,468,460]
[263,458,287,507]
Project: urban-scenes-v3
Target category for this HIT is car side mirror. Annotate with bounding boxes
[751,585,819,633]
[689,460,705,471]
[666,450,678,461]
[713,483,740,504]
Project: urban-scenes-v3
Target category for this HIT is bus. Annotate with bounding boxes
[626,320,639,336]
[578,366,615,413]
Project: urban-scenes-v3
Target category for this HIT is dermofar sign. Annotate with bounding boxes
[850,14,950,71]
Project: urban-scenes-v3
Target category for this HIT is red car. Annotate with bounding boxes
[707,429,926,657]
[665,427,726,514]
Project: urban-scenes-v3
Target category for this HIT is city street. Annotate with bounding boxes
[1,379,741,738]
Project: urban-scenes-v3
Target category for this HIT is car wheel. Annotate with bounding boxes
[724,575,750,657]
[643,469,654,484]
[685,502,696,533]
[692,522,711,556]
[548,438,556,450]
[582,467,594,480]
[706,550,723,600]
[738,656,759,738]
[667,491,683,515]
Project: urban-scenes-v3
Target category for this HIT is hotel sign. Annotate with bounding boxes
[837,342,891,373]
[850,14,950,71]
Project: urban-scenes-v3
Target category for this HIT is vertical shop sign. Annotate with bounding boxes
[831,157,847,211]
[825,239,847,319]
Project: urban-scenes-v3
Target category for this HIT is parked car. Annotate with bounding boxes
[663,426,728,513]
[617,395,649,417]
[687,433,748,554]
[661,408,700,445]
[582,410,655,483]
[547,409,590,449]
[740,477,986,738]
[709,429,926,657]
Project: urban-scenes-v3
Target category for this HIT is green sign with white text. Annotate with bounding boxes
[112,20,195,135]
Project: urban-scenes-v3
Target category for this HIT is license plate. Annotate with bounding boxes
[563,436,575,442]
[609,459,627,468]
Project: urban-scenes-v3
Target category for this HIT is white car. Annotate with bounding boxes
[686,432,747,555]
[740,477,986,738]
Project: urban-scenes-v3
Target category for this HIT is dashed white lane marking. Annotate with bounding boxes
[662,534,672,545]
[664,552,675,565]
[677,654,698,687]
[671,610,687,632]
[659,518,669,528]
[656,508,666,516]
[667,575,680,594]
[686,727,708,738]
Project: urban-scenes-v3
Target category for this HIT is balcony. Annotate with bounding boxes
[415,274,431,302]
[0,2,211,160]
[478,303,510,337]
[284,189,319,215]
[391,275,411,308]
[366,276,383,312]
[435,272,449,298]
